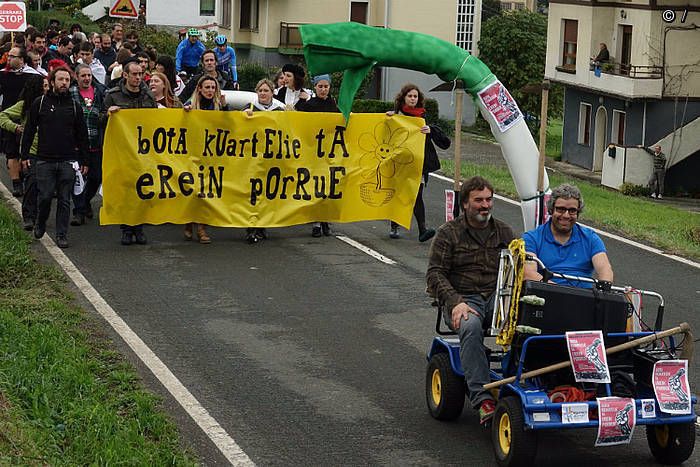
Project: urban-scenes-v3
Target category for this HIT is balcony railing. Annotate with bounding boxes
[279,22,307,49]
[593,63,663,79]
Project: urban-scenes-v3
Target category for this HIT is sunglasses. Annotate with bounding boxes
[553,206,579,215]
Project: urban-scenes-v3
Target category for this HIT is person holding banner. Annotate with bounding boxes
[20,66,89,249]
[182,75,228,244]
[244,78,285,244]
[295,73,339,237]
[103,60,157,246]
[149,72,182,109]
[274,64,311,109]
[387,84,448,242]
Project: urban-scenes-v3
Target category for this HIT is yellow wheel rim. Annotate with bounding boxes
[498,412,511,455]
[655,425,670,448]
[431,369,442,406]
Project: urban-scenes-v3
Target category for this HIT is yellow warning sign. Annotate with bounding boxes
[110,0,138,18]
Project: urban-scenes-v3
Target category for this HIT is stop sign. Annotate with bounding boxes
[0,2,26,32]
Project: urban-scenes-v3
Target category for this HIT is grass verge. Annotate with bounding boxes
[440,160,700,261]
[0,201,197,465]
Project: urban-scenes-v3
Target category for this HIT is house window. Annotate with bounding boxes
[200,0,215,16]
[240,0,259,31]
[578,103,591,146]
[562,19,578,70]
[455,0,475,53]
[350,2,368,24]
[612,110,626,145]
[514,3,525,10]
[221,0,232,28]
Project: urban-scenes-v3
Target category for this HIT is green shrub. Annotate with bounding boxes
[329,69,374,101]
[620,182,651,197]
[27,10,100,34]
[351,99,393,114]
[136,26,180,57]
[237,61,276,92]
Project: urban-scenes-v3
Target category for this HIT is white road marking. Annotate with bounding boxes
[0,184,254,466]
[335,235,397,265]
[430,173,700,270]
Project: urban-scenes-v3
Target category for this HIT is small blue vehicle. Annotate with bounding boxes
[425,250,696,466]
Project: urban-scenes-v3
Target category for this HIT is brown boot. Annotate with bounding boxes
[197,224,211,244]
[184,223,193,241]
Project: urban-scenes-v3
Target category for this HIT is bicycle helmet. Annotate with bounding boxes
[187,28,200,37]
[214,34,227,46]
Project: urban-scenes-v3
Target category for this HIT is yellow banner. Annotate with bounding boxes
[100,109,425,228]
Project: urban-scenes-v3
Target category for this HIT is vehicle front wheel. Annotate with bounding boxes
[491,396,537,467]
[425,352,464,420]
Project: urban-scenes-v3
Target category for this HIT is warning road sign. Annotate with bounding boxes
[0,2,27,32]
[110,0,138,18]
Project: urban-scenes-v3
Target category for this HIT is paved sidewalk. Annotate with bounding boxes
[437,131,700,215]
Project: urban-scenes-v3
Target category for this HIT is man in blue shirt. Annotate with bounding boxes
[523,184,613,287]
[175,29,205,76]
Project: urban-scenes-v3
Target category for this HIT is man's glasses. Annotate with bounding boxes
[553,206,579,215]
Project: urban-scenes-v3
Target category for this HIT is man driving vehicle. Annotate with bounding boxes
[426,176,514,425]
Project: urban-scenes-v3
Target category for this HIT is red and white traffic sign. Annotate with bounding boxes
[0,2,27,32]
[110,0,138,18]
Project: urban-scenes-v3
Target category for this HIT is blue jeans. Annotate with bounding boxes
[35,160,75,237]
[443,293,495,408]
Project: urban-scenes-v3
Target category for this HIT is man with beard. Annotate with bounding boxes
[21,66,89,249]
[103,60,157,246]
[426,176,514,425]
[523,183,613,287]
[94,34,118,74]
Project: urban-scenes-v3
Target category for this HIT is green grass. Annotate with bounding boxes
[546,118,563,160]
[440,160,700,261]
[0,202,197,465]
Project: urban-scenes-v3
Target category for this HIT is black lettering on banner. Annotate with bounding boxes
[328,126,349,158]
[174,128,188,154]
[137,126,150,154]
[329,166,346,199]
[216,129,230,156]
[280,175,294,199]
[294,168,312,200]
[202,128,216,156]
[239,138,249,158]
[292,139,301,158]
[208,166,224,198]
[250,178,263,205]
[266,167,281,200]
[153,128,167,153]
[226,137,237,157]
[315,129,325,158]
[197,165,206,198]
[178,172,194,196]
[264,128,276,158]
[157,165,176,199]
[136,173,154,199]
[250,132,259,158]
[313,175,327,199]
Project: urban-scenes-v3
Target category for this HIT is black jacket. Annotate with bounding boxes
[423,124,450,176]
[295,96,339,113]
[21,90,89,165]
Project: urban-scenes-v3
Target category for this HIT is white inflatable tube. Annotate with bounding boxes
[221,90,258,110]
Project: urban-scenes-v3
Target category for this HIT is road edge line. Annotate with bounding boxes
[0,183,254,466]
[335,235,397,265]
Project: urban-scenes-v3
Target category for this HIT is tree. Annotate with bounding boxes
[481,0,502,24]
[477,10,562,133]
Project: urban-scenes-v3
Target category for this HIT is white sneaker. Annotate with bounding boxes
[658,194,663,199]
[650,193,657,198]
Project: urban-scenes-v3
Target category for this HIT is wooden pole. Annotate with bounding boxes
[537,80,550,193]
[483,322,691,390]
[453,90,463,192]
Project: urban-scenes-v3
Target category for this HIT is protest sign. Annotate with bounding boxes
[653,360,691,415]
[101,110,425,228]
[596,397,636,446]
[566,330,611,383]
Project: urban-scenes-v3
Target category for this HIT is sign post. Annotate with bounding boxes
[110,0,138,19]
[0,2,27,32]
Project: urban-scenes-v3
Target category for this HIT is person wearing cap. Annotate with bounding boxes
[295,74,340,237]
[175,29,205,76]
[274,63,311,109]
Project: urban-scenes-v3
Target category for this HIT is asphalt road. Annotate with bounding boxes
[3,172,700,466]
